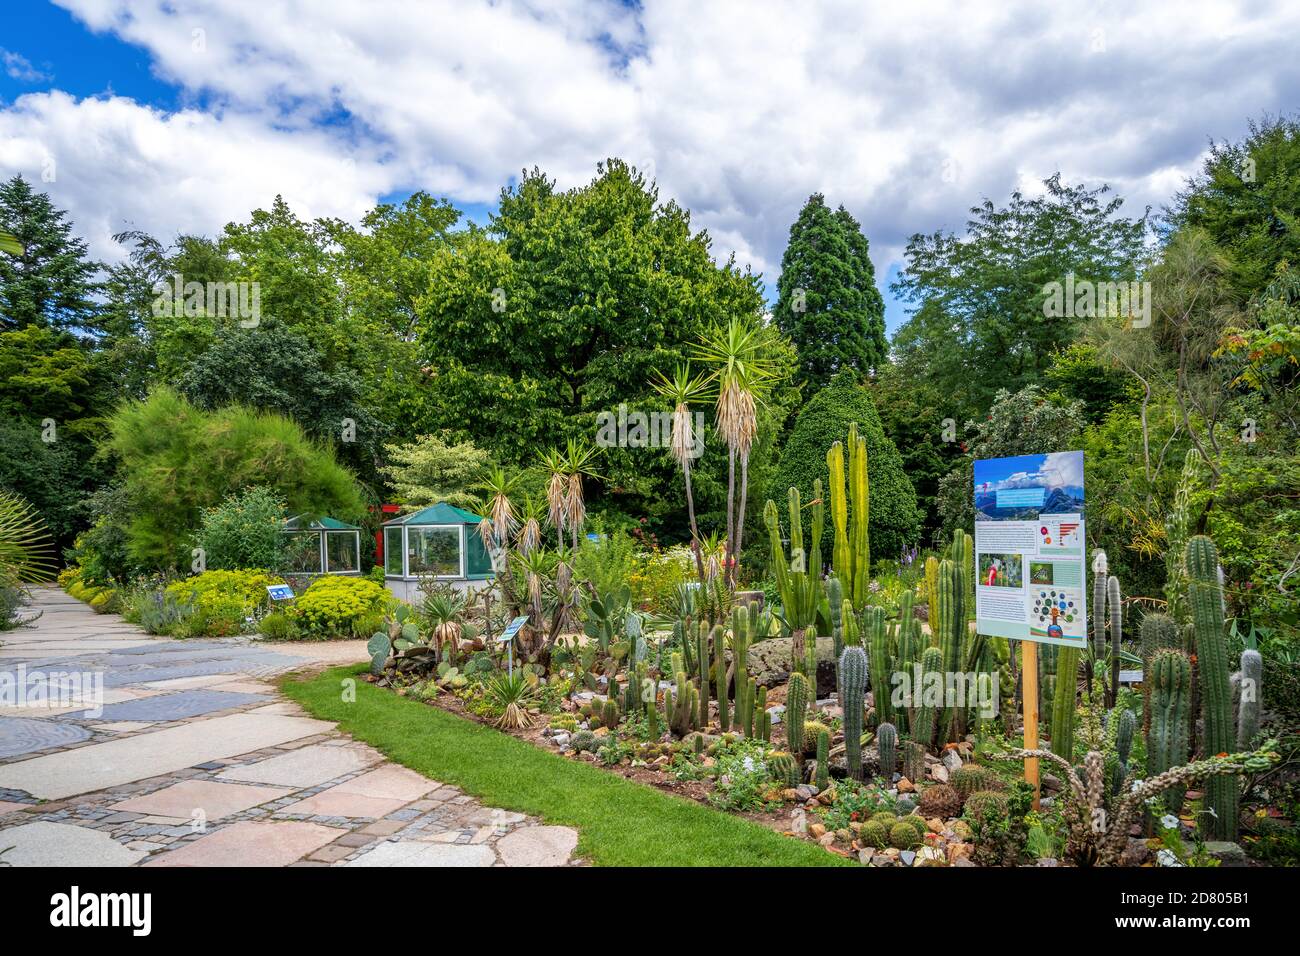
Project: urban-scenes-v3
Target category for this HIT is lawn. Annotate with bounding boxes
[281,665,847,867]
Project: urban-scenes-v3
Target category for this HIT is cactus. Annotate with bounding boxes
[1141,612,1181,662]
[755,685,770,742]
[827,576,845,658]
[1238,648,1262,750]
[1187,535,1237,840]
[841,601,860,646]
[924,555,940,621]
[603,696,619,730]
[1146,648,1191,815]
[866,606,892,726]
[665,666,699,738]
[1092,550,1109,654]
[839,645,868,780]
[1051,645,1079,760]
[903,740,925,782]
[696,623,710,729]
[877,721,897,780]
[815,729,830,791]
[712,623,729,732]
[912,646,942,752]
[827,422,870,610]
[1112,709,1135,795]
[1107,574,1122,707]
[764,482,823,672]
[786,671,809,756]
[934,557,965,742]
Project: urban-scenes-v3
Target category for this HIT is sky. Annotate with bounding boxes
[2,1,1298,334]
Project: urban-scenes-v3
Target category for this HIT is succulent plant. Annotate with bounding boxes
[888,821,921,850]
[876,722,897,780]
[950,765,1003,804]
[1187,535,1238,840]
[815,729,830,791]
[839,645,868,780]
[903,740,926,783]
[802,719,830,755]
[786,671,809,756]
[861,819,890,849]
[917,783,961,819]
[900,814,929,839]
[962,790,1010,833]
[1238,648,1262,750]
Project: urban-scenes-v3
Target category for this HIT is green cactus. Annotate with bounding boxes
[367,631,391,674]
[1092,550,1109,654]
[866,606,892,726]
[1238,648,1262,750]
[755,685,770,742]
[827,576,845,658]
[1112,709,1135,795]
[841,601,860,646]
[903,740,925,782]
[602,696,620,730]
[827,422,870,610]
[1146,647,1191,813]
[934,556,965,742]
[815,729,830,791]
[912,645,943,752]
[1187,535,1237,840]
[765,482,824,673]
[696,623,710,729]
[877,721,897,780]
[785,671,809,756]
[768,751,799,789]
[712,623,729,732]
[1050,645,1079,760]
[839,645,868,780]
[1107,574,1122,707]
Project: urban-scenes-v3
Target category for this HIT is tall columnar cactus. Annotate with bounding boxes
[903,740,925,783]
[1051,645,1080,760]
[1146,648,1191,813]
[732,604,754,737]
[866,606,893,725]
[826,421,870,610]
[839,645,868,780]
[935,558,964,741]
[712,623,729,732]
[765,482,824,672]
[949,528,972,608]
[815,729,830,791]
[877,721,897,780]
[924,555,940,620]
[1111,709,1135,795]
[1238,648,1262,750]
[1187,535,1237,840]
[755,685,770,741]
[827,576,845,658]
[1140,612,1181,735]
[1092,550,1109,654]
[1107,574,1122,707]
[696,622,710,729]
[665,667,699,739]
[786,671,809,756]
[841,602,860,646]
[912,646,943,751]
[896,590,919,665]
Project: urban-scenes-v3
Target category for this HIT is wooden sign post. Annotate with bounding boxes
[1021,639,1040,810]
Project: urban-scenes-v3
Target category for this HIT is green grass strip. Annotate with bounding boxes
[282,665,846,867]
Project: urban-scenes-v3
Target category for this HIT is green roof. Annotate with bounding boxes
[283,514,361,531]
[382,502,484,526]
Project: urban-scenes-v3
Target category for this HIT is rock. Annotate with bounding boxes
[809,823,827,839]
[1204,841,1247,866]
[551,733,570,749]
[835,828,853,844]
[1041,773,1062,792]
[899,850,917,866]
[953,856,978,867]
[592,726,609,737]
[916,846,946,866]
[857,849,873,865]
[767,703,786,725]
[782,788,801,802]
[1120,838,1152,867]
[897,777,915,793]
[495,826,580,867]
[818,832,837,847]
[926,818,945,834]
[747,635,839,696]
[796,785,816,801]
[947,842,972,864]
[895,796,917,814]
[951,820,973,841]
[1035,858,1059,867]
[941,750,963,773]
[931,764,949,783]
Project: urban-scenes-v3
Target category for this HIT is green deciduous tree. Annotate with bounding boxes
[775,194,887,390]
[379,432,494,509]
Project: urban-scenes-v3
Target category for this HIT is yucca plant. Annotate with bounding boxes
[476,466,519,552]
[650,363,711,582]
[561,438,601,550]
[0,491,56,584]
[538,447,568,550]
[486,670,539,729]
[515,494,546,555]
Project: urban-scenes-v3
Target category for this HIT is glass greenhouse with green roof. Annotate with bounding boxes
[281,515,363,576]
[380,502,495,602]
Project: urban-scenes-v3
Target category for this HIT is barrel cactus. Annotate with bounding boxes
[888,821,922,850]
[918,783,960,819]
[861,818,890,849]
[950,764,1003,804]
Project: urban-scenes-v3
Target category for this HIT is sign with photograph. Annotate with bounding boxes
[266,584,295,602]
[973,451,1087,647]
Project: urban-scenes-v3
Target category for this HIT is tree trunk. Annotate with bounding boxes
[683,460,706,583]
[725,447,736,586]
[734,453,750,585]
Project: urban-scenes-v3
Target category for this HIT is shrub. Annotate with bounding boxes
[769,372,921,562]
[288,575,389,636]
[0,573,24,630]
[166,569,284,618]
[194,486,288,571]
[258,610,299,641]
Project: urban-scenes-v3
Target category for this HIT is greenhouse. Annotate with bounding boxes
[281,515,364,576]
[381,502,495,602]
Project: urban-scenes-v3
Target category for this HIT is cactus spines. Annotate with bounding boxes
[1112,709,1135,795]
[696,623,710,729]
[815,729,830,791]
[1051,645,1080,760]
[876,721,897,780]
[1187,535,1237,840]
[1237,648,1262,751]
[712,623,729,732]
[839,645,868,780]
[755,685,770,741]
[866,606,892,725]
[1141,612,1181,661]
[603,696,619,730]
[912,646,942,752]
[903,740,925,782]
[827,576,845,658]
[785,671,809,756]
[827,423,870,610]
[1092,550,1109,653]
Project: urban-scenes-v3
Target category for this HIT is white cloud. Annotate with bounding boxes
[2,0,1297,292]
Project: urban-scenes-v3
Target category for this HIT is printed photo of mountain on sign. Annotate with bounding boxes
[973,451,1085,521]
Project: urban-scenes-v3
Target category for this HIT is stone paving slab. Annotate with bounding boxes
[143,820,345,867]
[217,742,383,788]
[0,821,148,866]
[112,779,293,820]
[343,841,496,867]
[0,712,337,799]
[60,688,269,722]
[0,716,92,759]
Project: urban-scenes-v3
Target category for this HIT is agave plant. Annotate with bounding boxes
[485,670,539,729]
[0,491,56,584]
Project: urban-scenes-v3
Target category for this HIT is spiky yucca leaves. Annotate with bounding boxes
[486,671,539,729]
[538,447,568,550]
[0,491,56,584]
[561,438,600,550]
[477,465,519,553]
[650,363,711,582]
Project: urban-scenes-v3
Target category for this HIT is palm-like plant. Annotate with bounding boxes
[650,363,711,582]
[538,447,568,550]
[476,465,519,552]
[515,494,545,556]
[691,315,780,586]
[561,438,600,550]
[0,491,56,584]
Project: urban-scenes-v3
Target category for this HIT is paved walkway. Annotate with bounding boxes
[0,589,578,867]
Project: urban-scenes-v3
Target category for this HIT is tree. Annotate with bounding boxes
[935,385,1086,537]
[770,372,921,563]
[774,194,887,390]
[892,174,1149,421]
[379,433,493,509]
[0,176,100,332]
[1165,115,1300,302]
[106,388,364,569]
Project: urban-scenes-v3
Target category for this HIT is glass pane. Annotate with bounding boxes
[384,527,404,576]
[408,527,460,576]
[284,533,322,573]
[326,532,359,573]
